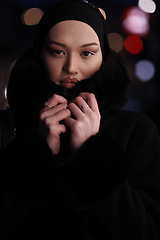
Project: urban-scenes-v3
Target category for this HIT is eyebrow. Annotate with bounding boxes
[47,41,66,47]
[47,41,98,48]
[81,42,98,48]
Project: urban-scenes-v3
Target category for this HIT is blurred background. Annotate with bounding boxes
[0,0,160,130]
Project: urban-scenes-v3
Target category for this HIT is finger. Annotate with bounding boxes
[40,103,68,120]
[47,94,67,106]
[79,93,99,113]
[45,109,71,125]
[54,124,68,134]
[68,102,83,119]
[70,96,91,114]
[41,94,67,113]
[64,116,76,129]
[68,99,91,121]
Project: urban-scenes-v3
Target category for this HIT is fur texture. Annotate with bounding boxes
[7,49,131,133]
[2,49,160,240]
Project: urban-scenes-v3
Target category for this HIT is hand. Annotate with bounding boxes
[64,93,101,153]
[39,94,71,155]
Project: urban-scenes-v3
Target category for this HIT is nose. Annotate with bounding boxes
[63,54,78,74]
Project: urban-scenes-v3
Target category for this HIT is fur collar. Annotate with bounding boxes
[7,49,131,132]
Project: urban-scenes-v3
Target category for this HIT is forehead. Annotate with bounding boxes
[46,20,100,44]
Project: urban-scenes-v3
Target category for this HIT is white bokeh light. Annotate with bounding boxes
[122,7,150,36]
[4,86,7,99]
[135,60,155,82]
[138,0,156,14]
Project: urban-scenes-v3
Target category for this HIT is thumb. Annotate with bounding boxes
[64,117,76,130]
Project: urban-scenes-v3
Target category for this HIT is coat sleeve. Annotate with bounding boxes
[54,122,160,239]
[1,122,160,239]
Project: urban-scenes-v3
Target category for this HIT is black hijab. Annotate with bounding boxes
[34,0,110,61]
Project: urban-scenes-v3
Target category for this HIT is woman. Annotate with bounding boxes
[1,0,160,239]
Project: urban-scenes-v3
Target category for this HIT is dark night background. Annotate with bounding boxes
[0,0,160,131]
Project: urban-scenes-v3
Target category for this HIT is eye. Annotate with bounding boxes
[52,50,65,56]
[47,46,65,57]
[81,51,93,57]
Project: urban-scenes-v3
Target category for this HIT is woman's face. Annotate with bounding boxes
[41,20,102,90]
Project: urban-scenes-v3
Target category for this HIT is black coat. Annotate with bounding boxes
[1,50,160,240]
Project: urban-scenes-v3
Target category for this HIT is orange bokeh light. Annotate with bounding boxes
[21,8,43,26]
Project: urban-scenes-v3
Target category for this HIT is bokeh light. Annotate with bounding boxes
[4,87,7,100]
[138,0,156,14]
[122,7,150,36]
[124,35,143,55]
[108,33,124,52]
[135,60,155,82]
[98,8,106,20]
[21,8,43,26]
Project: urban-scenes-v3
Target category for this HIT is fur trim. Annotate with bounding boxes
[7,49,131,132]
[55,132,130,210]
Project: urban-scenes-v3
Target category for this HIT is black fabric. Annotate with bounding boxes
[7,49,131,134]
[0,108,16,150]
[1,110,160,239]
[34,0,110,60]
[0,109,10,150]
[2,8,160,237]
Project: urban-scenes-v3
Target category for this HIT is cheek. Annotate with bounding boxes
[83,57,102,79]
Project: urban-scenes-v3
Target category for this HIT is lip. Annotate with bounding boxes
[60,77,79,89]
